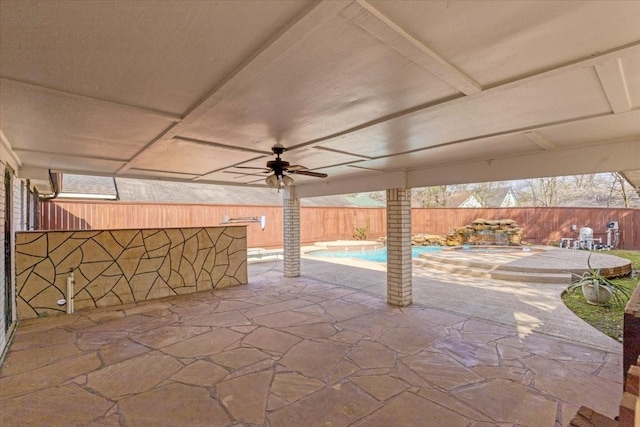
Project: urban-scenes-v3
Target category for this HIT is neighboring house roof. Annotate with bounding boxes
[445,191,474,208]
[486,187,518,207]
[303,195,365,207]
[447,187,518,208]
[344,196,385,207]
[60,174,119,199]
[57,175,359,207]
[115,178,281,205]
[457,194,482,208]
[58,175,526,208]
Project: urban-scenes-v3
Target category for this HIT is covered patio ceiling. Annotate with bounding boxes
[1,1,639,197]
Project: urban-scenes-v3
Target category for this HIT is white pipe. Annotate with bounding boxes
[66,271,74,314]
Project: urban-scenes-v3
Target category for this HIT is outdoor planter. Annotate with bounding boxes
[567,254,630,307]
[581,283,613,306]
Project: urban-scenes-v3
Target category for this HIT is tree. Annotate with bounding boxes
[607,172,632,208]
[520,177,562,206]
[468,181,501,207]
[571,174,593,190]
[413,186,450,207]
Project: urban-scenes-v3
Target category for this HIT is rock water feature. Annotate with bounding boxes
[410,219,524,247]
[411,233,446,246]
[445,218,524,246]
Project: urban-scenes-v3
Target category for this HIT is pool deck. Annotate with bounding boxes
[420,246,632,277]
[299,252,623,353]
[0,249,628,426]
[415,247,633,290]
[304,245,632,285]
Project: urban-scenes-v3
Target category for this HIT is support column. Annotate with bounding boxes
[386,188,412,306]
[283,189,300,278]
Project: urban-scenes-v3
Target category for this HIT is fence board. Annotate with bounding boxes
[40,202,640,249]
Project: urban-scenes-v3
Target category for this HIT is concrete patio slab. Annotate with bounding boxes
[297,255,623,353]
[0,257,623,426]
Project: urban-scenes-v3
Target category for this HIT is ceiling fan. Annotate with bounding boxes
[236,144,328,189]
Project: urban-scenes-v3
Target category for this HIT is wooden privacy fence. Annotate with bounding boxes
[41,201,640,249]
[40,202,285,248]
[412,207,640,249]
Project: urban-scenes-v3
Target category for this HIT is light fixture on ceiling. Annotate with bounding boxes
[282,175,294,187]
[237,144,327,190]
[265,172,294,190]
[265,174,278,188]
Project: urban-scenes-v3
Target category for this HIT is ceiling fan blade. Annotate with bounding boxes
[286,165,308,171]
[291,170,328,178]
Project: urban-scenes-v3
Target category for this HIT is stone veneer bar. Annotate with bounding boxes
[15,226,247,319]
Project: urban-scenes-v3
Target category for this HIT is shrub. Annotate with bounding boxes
[353,226,369,240]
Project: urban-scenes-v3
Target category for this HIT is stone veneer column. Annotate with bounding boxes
[386,188,412,306]
[283,190,300,278]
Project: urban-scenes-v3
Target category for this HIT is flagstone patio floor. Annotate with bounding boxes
[0,259,623,426]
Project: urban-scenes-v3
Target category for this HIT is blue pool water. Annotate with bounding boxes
[309,246,442,263]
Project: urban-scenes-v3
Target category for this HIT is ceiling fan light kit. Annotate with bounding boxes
[265,173,294,189]
[265,174,279,188]
[282,175,294,187]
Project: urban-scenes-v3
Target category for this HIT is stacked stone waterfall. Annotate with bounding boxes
[445,218,523,246]
[411,233,446,246]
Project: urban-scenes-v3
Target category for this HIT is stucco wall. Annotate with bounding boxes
[15,226,247,319]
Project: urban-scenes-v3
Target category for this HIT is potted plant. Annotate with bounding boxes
[567,254,631,306]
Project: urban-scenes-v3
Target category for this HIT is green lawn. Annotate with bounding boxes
[561,250,640,341]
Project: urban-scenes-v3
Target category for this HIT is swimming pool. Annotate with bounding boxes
[308,246,442,263]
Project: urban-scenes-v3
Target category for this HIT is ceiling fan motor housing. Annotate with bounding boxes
[267,159,289,176]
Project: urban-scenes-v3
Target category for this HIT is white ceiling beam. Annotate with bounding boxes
[341,0,481,95]
[30,179,53,194]
[119,0,351,175]
[0,129,22,170]
[367,110,610,164]
[0,77,183,122]
[296,43,640,156]
[521,131,557,151]
[17,165,53,181]
[172,136,272,155]
[594,58,632,114]
[407,138,640,188]
[296,138,640,198]
[13,147,127,163]
[115,6,640,189]
[296,170,406,198]
[313,146,373,159]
